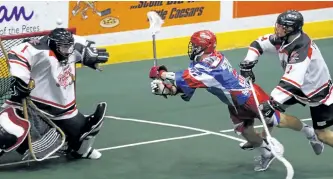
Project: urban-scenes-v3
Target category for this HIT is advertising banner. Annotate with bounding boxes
[233,1,333,18]
[68,1,220,36]
[0,2,69,36]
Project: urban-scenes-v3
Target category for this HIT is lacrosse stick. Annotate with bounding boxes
[147,11,164,67]
[249,80,294,179]
[147,11,169,98]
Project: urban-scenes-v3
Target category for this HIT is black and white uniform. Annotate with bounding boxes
[243,32,333,129]
[2,35,91,154]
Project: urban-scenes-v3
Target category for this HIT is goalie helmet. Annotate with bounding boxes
[188,30,217,62]
[47,28,75,65]
[275,10,304,38]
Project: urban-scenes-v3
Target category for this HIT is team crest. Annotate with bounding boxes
[56,67,75,89]
[289,51,299,63]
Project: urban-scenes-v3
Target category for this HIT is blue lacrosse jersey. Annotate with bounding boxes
[175,51,251,106]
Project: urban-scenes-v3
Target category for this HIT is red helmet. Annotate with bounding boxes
[188,30,217,61]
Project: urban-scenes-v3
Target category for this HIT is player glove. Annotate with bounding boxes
[239,60,258,82]
[80,41,109,71]
[9,77,31,101]
[150,79,175,96]
[149,65,168,79]
[259,98,286,119]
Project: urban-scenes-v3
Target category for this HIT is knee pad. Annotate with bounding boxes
[0,107,30,152]
[80,102,107,141]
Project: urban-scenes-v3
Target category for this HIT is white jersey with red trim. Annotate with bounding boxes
[243,33,333,107]
[2,35,88,120]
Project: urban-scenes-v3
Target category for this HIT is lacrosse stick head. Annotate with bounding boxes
[147,11,164,35]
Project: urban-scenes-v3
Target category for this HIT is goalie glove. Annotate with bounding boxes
[9,77,31,101]
[76,41,109,71]
[150,79,175,96]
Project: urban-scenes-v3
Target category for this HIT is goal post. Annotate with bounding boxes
[0,28,76,106]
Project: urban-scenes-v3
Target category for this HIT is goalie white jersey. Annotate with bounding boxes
[3,35,87,120]
[243,33,333,107]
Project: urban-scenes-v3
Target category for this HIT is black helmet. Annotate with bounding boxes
[276,10,304,36]
[47,28,74,65]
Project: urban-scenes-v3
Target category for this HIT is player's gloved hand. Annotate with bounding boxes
[239,60,258,82]
[81,41,109,71]
[9,77,31,100]
[149,65,168,79]
[150,79,175,97]
[259,98,286,119]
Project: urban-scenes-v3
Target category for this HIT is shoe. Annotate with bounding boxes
[83,148,102,160]
[308,134,324,155]
[254,154,276,172]
[239,141,254,151]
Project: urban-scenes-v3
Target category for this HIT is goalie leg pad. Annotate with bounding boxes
[0,107,30,153]
[79,102,107,141]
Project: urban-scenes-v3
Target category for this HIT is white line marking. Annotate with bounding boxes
[98,132,210,151]
[219,118,311,133]
[105,116,246,143]
[1,115,246,167]
[0,133,209,167]
[0,156,59,167]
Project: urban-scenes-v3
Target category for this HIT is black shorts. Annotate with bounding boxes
[310,103,333,130]
[52,112,86,151]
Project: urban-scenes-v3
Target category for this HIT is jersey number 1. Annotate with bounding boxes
[21,45,28,53]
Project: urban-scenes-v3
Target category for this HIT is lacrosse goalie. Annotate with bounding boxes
[0,28,109,160]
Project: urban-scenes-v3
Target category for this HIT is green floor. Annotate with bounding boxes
[1,38,333,179]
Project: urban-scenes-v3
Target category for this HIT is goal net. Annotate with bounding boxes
[0,28,76,106]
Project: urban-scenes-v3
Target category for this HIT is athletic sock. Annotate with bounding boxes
[256,139,272,158]
[300,122,316,139]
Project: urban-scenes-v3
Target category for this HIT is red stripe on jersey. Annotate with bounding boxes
[321,85,333,104]
[276,86,292,96]
[31,96,76,109]
[249,47,260,56]
[281,77,301,88]
[8,50,29,63]
[9,60,30,71]
[49,50,57,59]
[307,43,313,59]
[307,82,329,97]
[183,69,207,88]
[62,105,77,115]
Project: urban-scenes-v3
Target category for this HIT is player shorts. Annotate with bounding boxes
[310,103,333,130]
[229,83,281,134]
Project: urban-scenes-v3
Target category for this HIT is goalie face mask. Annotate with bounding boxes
[48,28,75,65]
